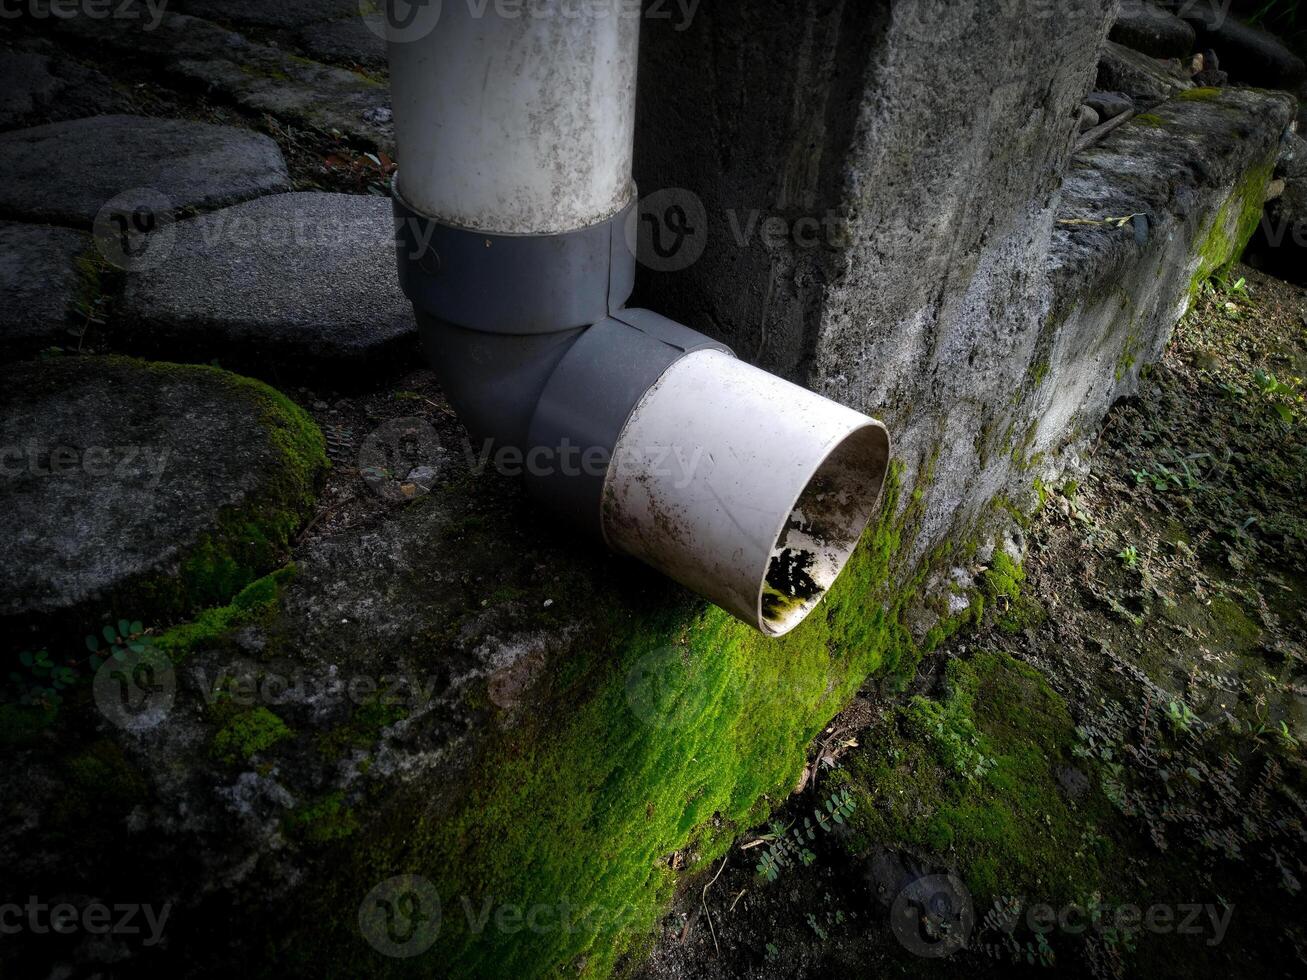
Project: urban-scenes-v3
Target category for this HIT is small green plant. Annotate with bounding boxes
[904,693,997,781]
[1251,369,1303,426]
[8,649,77,713]
[1276,721,1299,751]
[754,788,856,882]
[85,619,151,671]
[1165,699,1199,734]
[975,897,1057,967]
[805,912,828,941]
[1131,449,1212,493]
[1117,545,1139,568]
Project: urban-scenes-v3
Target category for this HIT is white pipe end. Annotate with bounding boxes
[601,350,891,636]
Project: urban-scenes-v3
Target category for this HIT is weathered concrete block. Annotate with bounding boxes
[633,0,1117,566]
[1033,87,1293,485]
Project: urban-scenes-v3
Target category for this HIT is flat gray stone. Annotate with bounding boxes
[1084,91,1133,120]
[0,115,289,227]
[0,48,125,131]
[1097,40,1193,102]
[0,221,89,353]
[1110,1,1196,59]
[49,11,391,148]
[298,14,387,69]
[173,46,390,147]
[119,192,417,372]
[0,356,325,630]
[174,0,359,29]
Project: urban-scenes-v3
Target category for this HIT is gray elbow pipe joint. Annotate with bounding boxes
[392,186,890,637]
[392,187,730,541]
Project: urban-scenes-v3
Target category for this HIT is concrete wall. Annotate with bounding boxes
[635,0,1118,566]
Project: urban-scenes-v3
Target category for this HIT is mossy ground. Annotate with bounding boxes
[843,651,1118,906]
[266,468,932,979]
[640,265,1307,979]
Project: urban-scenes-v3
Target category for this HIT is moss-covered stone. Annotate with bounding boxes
[1189,160,1276,298]
[286,791,360,843]
[153,565,297,661]
[267,467,933,978]
[0,356,327,647]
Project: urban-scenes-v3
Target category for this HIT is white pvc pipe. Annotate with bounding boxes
[386,5,639,234]
[602,350,891,636]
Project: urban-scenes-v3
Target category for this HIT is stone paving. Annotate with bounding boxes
[0,114,290,226]
[49,9,393,148]
[0,220,88,353]
[119,192,418,372]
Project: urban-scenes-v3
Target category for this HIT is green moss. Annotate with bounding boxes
[287,792,360,843]
[1188,160,1275,298]
[842,651,1116,906]
[1133,112,1167,127]
[980,552,1024,603]
[87,359,326,632]
[0,703,53,746]
[211,706,293,764]
[66,740,146,805]
[152,566,296,661]
[282,467,944,977]
[1176,86,1221,101]
[316,697,409,760]
[1116,330,1142,382]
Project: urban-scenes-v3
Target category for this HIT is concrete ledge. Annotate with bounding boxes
[1026,87,1294,466]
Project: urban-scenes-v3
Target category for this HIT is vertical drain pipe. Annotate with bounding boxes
[387,6,891,636]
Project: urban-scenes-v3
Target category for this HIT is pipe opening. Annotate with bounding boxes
[759,423,891,636]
